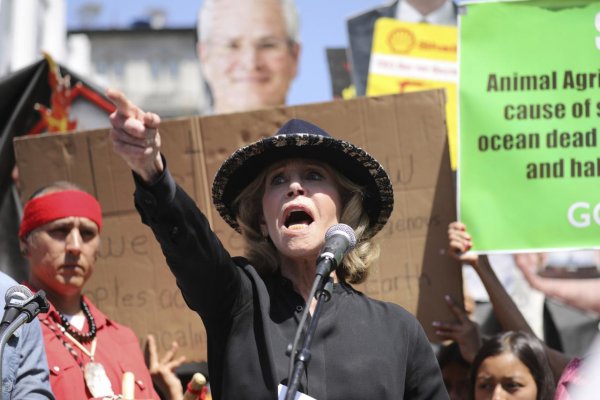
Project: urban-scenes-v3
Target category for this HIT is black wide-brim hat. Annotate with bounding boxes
[212,119,394,239]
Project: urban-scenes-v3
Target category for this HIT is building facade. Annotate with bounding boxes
[0,0,66,76]
[68,26,209,118]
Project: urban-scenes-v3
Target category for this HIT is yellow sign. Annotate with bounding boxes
[368,19,458,169]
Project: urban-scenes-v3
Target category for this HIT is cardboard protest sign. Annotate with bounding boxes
[459,0,600,253]
[14,90,461,360]
[367,18,458,169]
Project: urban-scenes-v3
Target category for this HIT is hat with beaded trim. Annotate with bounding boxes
[211,118,394,239]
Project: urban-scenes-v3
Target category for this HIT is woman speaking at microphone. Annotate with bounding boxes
[108,89,447,400]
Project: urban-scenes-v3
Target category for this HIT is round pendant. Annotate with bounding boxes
[84,361,114,398]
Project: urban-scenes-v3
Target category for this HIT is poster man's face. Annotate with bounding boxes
[199,0,300,114]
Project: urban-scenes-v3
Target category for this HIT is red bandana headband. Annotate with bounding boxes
[19,190,103,238]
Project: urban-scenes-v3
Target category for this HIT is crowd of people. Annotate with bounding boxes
[1,0,598,399]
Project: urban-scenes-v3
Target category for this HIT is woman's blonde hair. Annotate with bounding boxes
[232,163,380,284]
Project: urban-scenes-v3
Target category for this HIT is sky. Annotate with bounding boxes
[66,0,386,107]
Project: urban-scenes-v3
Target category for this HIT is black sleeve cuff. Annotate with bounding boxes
[133,154,177,223]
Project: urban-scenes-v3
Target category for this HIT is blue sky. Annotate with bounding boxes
[67,0,385,107]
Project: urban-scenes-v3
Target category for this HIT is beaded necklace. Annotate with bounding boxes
[51,297,97,343]
[44,309,114,397]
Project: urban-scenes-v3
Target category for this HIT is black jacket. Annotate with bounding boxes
[133,166,448,400]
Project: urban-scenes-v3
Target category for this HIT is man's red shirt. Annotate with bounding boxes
[37,295,158,399]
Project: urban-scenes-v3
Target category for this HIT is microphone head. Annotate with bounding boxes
[5,285,34,306]
[325,223,357,252]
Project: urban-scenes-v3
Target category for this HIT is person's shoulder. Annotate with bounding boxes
[347,1,398,25]
[234,256,265,280]
[0,271,19,310]
[101,316,141,344]
[232,256,250,267]
[0,271,18,292]
[351,288,418,322]
[83,297,137,337]
[347,289,432,348]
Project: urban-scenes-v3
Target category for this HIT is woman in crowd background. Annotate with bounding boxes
[469,331,555,400]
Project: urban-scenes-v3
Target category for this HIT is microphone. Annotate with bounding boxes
[315,223,357,277]
[0,287,49,400]
[0,285,49,336]
[0,285,34,334]
[285,224,357,400]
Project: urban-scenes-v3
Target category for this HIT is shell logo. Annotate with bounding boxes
[387,28,416,54]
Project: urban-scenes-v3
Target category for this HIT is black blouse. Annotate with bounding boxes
[133,166,448,400]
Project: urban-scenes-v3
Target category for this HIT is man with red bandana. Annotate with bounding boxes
[18,181,160,400]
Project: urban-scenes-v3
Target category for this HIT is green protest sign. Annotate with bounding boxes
[459,1,600,252]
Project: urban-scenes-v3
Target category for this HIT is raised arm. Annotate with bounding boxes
[514,253,600,315]
[447,221,570,382]
[106,89,164,183]
[432,222,481,362]
[106,89,244,321]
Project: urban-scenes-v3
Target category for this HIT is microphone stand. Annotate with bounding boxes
[284,273,333,400]
[0,291,49,400]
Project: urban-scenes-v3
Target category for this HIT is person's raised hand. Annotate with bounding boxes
[514,253,545,289]
[144,334,186,400]
[448,221,478,267]
[107,89,163,183]
[432,295,481,363]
